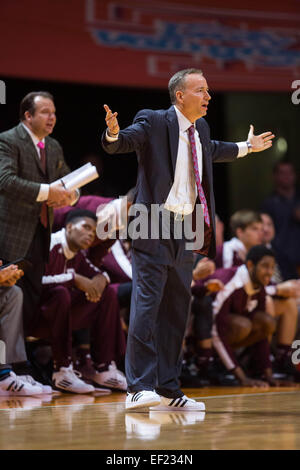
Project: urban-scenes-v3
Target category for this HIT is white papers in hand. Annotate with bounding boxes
[59,163,99,191]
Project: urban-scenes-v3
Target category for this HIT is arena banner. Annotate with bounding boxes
[0,0,299,91]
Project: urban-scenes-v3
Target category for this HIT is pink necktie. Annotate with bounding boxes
[187,125,210,226]
[37,141,48,228]
[37,141,46,173]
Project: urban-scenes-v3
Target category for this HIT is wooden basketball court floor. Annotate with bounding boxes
[1,386,300,450]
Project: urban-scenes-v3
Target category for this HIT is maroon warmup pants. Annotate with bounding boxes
[31,284,126,367]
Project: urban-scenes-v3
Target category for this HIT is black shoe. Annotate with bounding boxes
[12,361,35,376]
[180,373,206,388]
[29,359,54,387]
[273,357,300,383]
[197,357,239,386]
[25,342,54,386]
[12,360,53,387]
[200,369,238,386]
[179,360,205,388]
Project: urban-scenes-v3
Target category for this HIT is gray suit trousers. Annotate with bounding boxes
[0,286,27,364]
[125,218,194,398]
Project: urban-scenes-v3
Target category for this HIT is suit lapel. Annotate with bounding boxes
[196,119,212,192]
[16,123,47,176]
[166,106,179,177]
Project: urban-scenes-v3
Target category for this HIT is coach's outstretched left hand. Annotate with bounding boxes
[248,124,275,152]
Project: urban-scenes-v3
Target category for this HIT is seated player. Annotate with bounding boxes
[53,191,135,268]
[30,209,127,394]
[195,245,290,386]
[261,212,300,378]
[215,209,299,380]
[55,194,134,330]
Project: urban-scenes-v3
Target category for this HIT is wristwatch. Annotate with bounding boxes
[246,141,253,153]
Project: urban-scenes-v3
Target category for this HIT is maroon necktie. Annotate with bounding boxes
[37,141,48,228]
[187,125,210,226]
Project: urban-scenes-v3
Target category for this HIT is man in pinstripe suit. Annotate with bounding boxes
[0,92,77,333]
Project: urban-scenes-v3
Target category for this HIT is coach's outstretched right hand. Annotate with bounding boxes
[104,104,120,137]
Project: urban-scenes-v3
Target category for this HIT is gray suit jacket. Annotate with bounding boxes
[0,123,70,261]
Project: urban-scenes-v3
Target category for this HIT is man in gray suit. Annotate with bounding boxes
[0,91,77,333]
[102,68,275,412]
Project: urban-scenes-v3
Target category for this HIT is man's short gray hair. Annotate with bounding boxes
[168,68,203,104]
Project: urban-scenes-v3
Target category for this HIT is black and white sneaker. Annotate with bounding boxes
[126,390,161,410]
[0,372,43,396]
[93,362,127,391]
[150,394,205,411]
[52,365,95,394]
[18,375,53,394]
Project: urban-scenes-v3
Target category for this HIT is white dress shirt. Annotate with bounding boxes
[164,106,201,215]
[22,123,79,204]
[164,106,248,215]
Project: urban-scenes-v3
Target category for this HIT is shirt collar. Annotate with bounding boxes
[60,228,77,260]
[237,264,260,296]
[174,106,194,133]
[21,123,45,147]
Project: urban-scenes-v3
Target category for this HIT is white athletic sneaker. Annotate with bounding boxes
[126,390,161,410]
[18,375,53,394]
[150,394,206,411]
[93,362,127,391]
[52,365,95,394]
[0,372,43,396]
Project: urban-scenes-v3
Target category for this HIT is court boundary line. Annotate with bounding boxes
[195,390,300,400]
[1,389,299,411]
